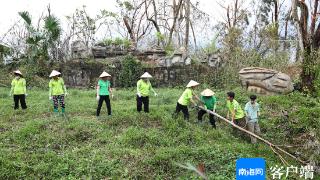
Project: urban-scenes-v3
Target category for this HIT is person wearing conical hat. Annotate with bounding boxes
[198,89,217,128]
[136,72,157,113]
[96,71,113,118]
[173,80,200,120]
[10,70,27,110]
[49,70,68,115]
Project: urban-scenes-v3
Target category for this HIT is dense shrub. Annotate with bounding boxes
[118,55,143,87]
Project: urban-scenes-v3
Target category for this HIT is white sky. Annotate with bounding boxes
[0,0,228,35]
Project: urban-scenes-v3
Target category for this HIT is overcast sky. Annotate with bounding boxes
[0,0,228,35]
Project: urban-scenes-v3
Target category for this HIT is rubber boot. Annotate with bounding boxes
[60,108,65,117]
[53,108,59,117]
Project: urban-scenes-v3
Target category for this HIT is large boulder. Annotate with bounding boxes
[71,40,88,59]
[239,67,294,95]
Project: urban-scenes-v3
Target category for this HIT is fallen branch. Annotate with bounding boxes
[270,145,289,166]
[197,106,307,165]
[274,144,304,148]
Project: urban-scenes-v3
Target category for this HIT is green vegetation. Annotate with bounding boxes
[1,87,318,179]
[99,38,132,49]
[118,55,143,87]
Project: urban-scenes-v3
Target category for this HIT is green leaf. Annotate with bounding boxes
[44,15,61,42]
[18,11,32,26]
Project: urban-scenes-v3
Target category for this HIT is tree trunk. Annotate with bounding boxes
[301,47,316,93]
[123,16,136,48]
[190,21,197,49]
[232,0,238,27]
[291,0,305,53]
[274,0,278,23]
[291,0,320,93]
[184,0,190,51]
[168,0,183,46]
[273,0,279,40]
[283,18,289,50]
[310,0,319,36]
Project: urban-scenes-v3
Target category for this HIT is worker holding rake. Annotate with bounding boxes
[198,89,217,128]
[173,80,200,120]
[136,72,158,113]
[226,91,246,137]
[49,70,68,116]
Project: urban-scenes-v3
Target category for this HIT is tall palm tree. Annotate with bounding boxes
[18,8,61,61]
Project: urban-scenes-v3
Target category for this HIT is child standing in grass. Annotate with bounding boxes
[245,95,261,144]
[173,80,200,120]
[10,70,27,110]
[226,91,245,136]
[49,70,68,115]
[198,89,217,128]
[136,72,158,113]
[96,71,113,117]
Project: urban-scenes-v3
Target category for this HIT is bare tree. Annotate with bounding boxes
[117,0,152,49]
[66,6,116,50]
[143,0,208,51]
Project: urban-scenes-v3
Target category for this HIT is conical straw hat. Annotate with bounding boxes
[186,80,200,87]
[99,71,111,77]
[49,70,61,77]
[141,72,152,78]
[13,70,22,76]
[201,89,215,96]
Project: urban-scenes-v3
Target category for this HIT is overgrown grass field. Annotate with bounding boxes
[0,87,319,179]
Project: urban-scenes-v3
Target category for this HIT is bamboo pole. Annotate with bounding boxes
[197,106,307,165]
[0,83,9,87]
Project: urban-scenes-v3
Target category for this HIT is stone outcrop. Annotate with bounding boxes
[239,67,294,95]
[90,44,192,67]
[60,59,212,88]
[71,40,88,59]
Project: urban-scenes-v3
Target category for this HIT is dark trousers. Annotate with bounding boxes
[53,95,65,109]
[137,96,149,113]
[13,95,27,109]
[97,95,111,116]
[175,103,189,120]
[198,109,216,128]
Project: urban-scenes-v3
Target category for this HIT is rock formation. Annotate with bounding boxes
[239,67,294,95]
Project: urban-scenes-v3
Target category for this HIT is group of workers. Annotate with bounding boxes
[9,69,261,144]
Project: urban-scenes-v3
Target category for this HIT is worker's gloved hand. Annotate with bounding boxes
[111,94,114,99]
[25,94,28,97]
[137,93,141,97]
[9,93,12,97]
[96,95,100,101]
[49,96,52,101]
[154,92,158,97]
[64,92,68,97]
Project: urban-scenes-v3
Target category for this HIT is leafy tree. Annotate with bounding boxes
[118,55,143,87]
[19,6,61,62]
